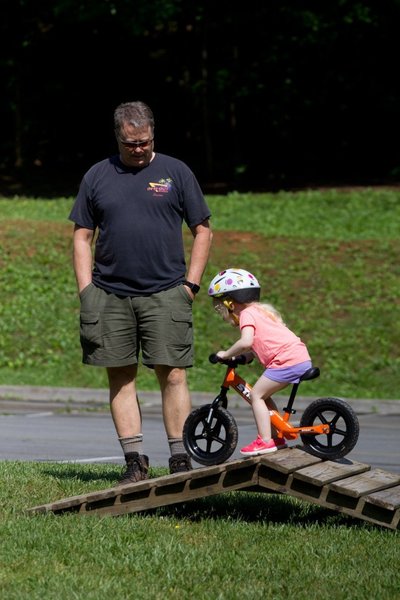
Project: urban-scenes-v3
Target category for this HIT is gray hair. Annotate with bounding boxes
[114,101,155,136]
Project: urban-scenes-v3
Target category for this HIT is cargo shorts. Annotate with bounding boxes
[79,283,194,368]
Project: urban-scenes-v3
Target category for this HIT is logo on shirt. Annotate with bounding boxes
[147,178,173,195]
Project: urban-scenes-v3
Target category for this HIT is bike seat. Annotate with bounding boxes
[299,367,320,382]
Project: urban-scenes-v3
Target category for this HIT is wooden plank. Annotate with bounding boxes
[358,485,400,528]
[329,469,400,498]
[27,458,260,516]
[293,460,370,486]
[256,447,324,493]
[362,484,400,510]
[258,447,322,474]
[84,473,260,517]
[27,476,156,514]
[187,457,260,480]
[255,474,399,530]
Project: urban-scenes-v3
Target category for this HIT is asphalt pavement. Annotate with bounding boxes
[0,385,399,473]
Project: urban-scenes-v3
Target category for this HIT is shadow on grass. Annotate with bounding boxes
[146,493,367,528]
[41,463,122,485]
[40,464,172,485]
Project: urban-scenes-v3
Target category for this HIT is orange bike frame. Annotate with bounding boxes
[222,366,330,439]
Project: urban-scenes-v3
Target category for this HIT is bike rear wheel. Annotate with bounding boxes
[300,397,359,460]
[183,405,238,466]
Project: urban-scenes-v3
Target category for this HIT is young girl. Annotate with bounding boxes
[208,268,312,456]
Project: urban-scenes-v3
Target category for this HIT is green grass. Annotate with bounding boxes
[208,188,400,240]
[1,461,398,600]
[0,189,399,399]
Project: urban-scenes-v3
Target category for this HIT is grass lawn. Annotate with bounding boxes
[0,461,398,600]
[0,188,399,399]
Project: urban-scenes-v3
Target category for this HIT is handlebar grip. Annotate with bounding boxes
[209,353,220,364]
[209,353,249,366]
[235,354,248,365]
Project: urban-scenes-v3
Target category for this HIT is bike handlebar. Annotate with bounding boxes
[208,353,248,367]
[208,353,220,364]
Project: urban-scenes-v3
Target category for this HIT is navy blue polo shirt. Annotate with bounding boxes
[69,153,211,296]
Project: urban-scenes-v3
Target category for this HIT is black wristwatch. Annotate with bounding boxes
[183,280,200,294]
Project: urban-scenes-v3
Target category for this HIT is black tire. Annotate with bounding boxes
[300,397,359,460]
[183,404,238,466]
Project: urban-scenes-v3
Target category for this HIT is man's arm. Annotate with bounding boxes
[72,224,95,294]
[185,219,213,296]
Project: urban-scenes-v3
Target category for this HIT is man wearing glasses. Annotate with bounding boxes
[69,101,212,484]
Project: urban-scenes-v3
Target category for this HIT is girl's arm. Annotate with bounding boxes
[216,325,254,360]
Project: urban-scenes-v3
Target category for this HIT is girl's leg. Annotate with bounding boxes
[263,397,280,437]
[250,376,288,441]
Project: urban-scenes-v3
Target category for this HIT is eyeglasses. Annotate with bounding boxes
[118,137,154,149]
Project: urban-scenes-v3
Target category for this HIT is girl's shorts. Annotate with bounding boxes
[263,360,312,384]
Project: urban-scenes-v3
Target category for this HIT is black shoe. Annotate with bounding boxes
[117,452,149,486]
[169,453,192,474]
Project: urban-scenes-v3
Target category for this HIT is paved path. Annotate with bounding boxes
[0,386,399,473]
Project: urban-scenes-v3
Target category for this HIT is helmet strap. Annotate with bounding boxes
[223,300,239,325]
[223,300,234,311]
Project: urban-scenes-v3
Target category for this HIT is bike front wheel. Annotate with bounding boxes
[183,404,238,466]
[300,397,359,460]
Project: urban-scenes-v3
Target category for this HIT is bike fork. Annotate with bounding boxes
[205,387,229,424]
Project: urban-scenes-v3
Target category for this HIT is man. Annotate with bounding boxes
[69,101,212,484]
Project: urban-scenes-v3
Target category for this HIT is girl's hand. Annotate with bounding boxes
[216,350,229,360]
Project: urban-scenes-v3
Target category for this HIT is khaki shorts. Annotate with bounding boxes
[79,283,194,368]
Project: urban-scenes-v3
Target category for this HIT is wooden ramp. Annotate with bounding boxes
[27,447,400,530]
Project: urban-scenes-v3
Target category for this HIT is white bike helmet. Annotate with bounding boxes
[208,268,261,303]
